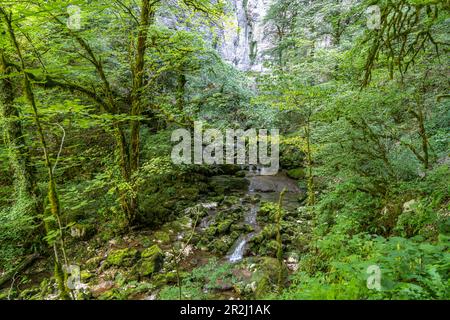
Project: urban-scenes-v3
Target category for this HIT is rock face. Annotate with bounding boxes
[218,0,273,71]
[156,0,273,72]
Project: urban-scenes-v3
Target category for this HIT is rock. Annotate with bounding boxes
[152,271,187,286]
[138,245,164,277]
[248,175,300,193]
[231,222,254,233]
[212,279,234,291]
[222,195,242,207]
[142,293,157,300]
[106,248,139,267]
[209,176,249,194]
[235,170,247,177]
[403,199,417,213]
[217,219,233,234]
[91,281,115,297]
[153,230,170,244]
[286,252,299,272]
[219,164,242,175]
[201,202,218,210]
[70,223,96,240]
[286,168,305,180]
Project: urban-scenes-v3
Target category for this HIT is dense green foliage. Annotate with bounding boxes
[0,0,448,300]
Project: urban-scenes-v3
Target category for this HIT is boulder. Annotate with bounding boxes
[286,168,306,180]
[209,176,249,194]
[153,230,170,244]
[106,248,139,267]
[138,245,164,277]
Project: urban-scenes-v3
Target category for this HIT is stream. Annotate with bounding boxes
[227,168,303,263]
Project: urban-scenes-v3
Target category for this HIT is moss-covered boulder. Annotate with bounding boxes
[152,270,189,287]
[138,245,164,277]
[209,176,249,194]
[235,170,247,177]
[106,248,139,267]
[208,234,237,254]
[153,230,170,244]
[287,168,305,180]
[221,195,243,207]
[217,219,233,234]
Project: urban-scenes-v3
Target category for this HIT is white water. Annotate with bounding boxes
[228,205,259,263]
[227,169,303,263]
[228,237,248,263]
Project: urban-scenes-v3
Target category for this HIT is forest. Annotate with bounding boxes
[0,0,448,301]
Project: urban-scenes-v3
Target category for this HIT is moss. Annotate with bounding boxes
[222,195,243,207]
[252,257,288,299]
[209,176,249,194]
[97,289,121,300]
[217,219,233,234]
[177,187,200,200]
[287,168,306,180]
[106,248,139,267]
[85,256,103,269]
[153,230,170,244]
[235,170,247,177]
[205,225,217,237]
[209,238,230,254]
[152,270,188,287]
[138,245,164,277]
[81,270,94,281]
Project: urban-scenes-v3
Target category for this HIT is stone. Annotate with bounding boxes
[106,248,139,267]
[85,256,103,269]
[286,168,306,180]
[153,230,171,244]
[217,219,233,234]
[209,176,249,194]
[70,222,96,240]
[91,281,115,298]
[403,199,417,213]
[138,245,164,277]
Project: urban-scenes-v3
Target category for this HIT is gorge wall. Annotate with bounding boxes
[218,0,273,72]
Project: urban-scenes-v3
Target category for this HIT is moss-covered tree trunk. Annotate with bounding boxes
[305,119,315,207]
[0,51,42,219]
[1,7,70,299]
[128,0,155,225]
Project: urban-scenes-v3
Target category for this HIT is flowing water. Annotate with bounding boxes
[228,205,259,263]
[227,168,303,263]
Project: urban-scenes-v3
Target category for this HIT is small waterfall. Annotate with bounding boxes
[228,232,256,263]
[228,204,259,263]
[229,237,248,263]
[227,167,302,263]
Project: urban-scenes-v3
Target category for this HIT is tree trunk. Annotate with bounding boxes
[305,120,315,207]
[1,8,70,299]
[0,51,42,218]
[128,0,154,225]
